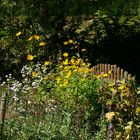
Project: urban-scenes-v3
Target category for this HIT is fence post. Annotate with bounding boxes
[0,92,7,139]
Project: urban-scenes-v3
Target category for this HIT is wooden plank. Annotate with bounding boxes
[132,76,135,81]
[93,66,96,75]
[108,64,111,79]
[120,69,124,80]
[101,64,104,74]
[110,65,114,80]
[128,74,131,80]
[99,64,102,74]
[114,65,117,80]
[104,64,108,78]
[117,67,120,80]
[97,64,99,75]
[124,71,128,80]
[92,63,134,82]
[95,65,98,75]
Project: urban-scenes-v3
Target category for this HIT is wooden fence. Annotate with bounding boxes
[92,63,135,81]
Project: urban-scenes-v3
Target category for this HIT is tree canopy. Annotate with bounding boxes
[1,0,140,79]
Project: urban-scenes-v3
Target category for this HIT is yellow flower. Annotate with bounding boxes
[81,48,87,52]
[103,73,108,77]
[108,70,112,74]
[125,125,131,133]
[28,36,33,41]
[16,31,22,36]
[95,75,101,79]
[63,80,68,86]
[118,85,125,90]
[105,112,115,121]
[110,87,115,92]
[39,41,46,46]
[66,71,72,78]
[68,39,74,44]
[108,83,114,87]
[70,59,75,64]
[84,68,89,73]
[63,41,68,45]
[63,59,68,65]
[32,71,37,78]
[34,35,40,40]
[56,77,61,83]
[136,107,140,114]
[63,52,68,57]
[27,54,34,61]
[44,61,49,66]
[59,65,63,69]
[81,62,86,66]
[75,58,81,65]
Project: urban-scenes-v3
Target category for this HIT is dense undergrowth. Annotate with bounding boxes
[0,13,140,139]
[0,32,140,139]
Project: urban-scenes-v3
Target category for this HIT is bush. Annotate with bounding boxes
[1,52,105,140]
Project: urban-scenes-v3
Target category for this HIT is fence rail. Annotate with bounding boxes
[92,63,135,81]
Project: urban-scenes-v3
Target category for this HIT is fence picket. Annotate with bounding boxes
[92,64,135,81]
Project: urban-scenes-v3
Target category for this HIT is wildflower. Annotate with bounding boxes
[108,83,114,87]
[63,80,68,86]
[105,112,115,121]
[118,85,125,90]
[32,71,37,78]
[75,58,81,65]
[27,54,34,61]
[109,87,115,92]
[59,65,63,69]
[56,77,61,83]
[34,35,40,40]
[39,41,46,46]
[70,59,75,64]
[125,124,132,133]
[108,70,112,74]
[103,73,108,77]
[73,67,79,72]
[66,71,72,78]
[95,75,101,79]
[28,36,33,41]
[68,39,74,44]
[44,61,49,66]
[28,100,32,104]
[63,59,68,65]
[63,52,68,57]
[81,48,87,52]
[16,31,22,36]
[87,63,91,67]
[136,107,140,114]
[81,62,86,66]
[84,68,89,74]
[63,41,68,45]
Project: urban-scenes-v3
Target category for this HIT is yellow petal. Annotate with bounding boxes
[63,41,68,45]
[28,36,33,41]
[63,52,68,57]
[27,54,34,61]
[34,35,40,40]
[105,112,115,121]
[68,39,74,44]
[39,41,46,46]
[16,31,22,36]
